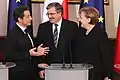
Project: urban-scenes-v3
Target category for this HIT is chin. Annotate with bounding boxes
[81,24,84,27]
[50,21,54,23]
[27,23,31,26]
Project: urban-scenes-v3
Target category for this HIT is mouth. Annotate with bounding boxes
[49,18,54,22]
[49,19,52,20]
[49,17,54,20]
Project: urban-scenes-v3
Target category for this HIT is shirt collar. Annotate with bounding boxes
[55,18,62,26]
[16,23,27,34]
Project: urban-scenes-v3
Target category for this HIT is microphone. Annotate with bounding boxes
[68,35,74,69]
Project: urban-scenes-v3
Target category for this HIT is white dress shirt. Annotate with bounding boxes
[52,18,62,43]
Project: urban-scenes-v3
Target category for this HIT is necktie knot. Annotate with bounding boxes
[24,29,29,34]
[24,29,28,34]
[54,24,58,28]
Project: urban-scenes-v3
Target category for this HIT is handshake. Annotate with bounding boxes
[29,44,50,56]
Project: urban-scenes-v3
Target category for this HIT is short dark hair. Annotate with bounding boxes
[13,6,29,22]
[46,2,63,14]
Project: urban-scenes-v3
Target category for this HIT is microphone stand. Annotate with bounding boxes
[68,35,74,69]
[61,50,67,69]
[61,62,66,69]
[61,39,67,69]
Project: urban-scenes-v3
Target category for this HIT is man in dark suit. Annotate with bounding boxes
[5,6,49,80]
[36,2,78,78]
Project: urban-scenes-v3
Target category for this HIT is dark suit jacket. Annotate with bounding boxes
[36,19,78,65]
[5,24,37,80]
[73,26,113,79]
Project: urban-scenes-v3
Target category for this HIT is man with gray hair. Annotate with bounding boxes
[36,2,78,78]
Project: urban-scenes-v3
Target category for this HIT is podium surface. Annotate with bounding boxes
[0,62,16,80]
[44,64,93,80]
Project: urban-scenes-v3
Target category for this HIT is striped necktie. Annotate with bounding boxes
[53,24,58,48]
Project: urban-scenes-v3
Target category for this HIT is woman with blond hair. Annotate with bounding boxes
[73,7,113,80]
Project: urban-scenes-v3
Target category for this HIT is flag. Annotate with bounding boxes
[80,0,105,29]
[113,13,120,73]
[8,0,32,31]
[42,0,68,22]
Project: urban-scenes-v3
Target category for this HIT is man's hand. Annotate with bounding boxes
[39,70,45,78]
[37,44,50,56]
[38,63,48,78]
[29,44,50,56]
[38,63,48,68]
[104,77,111,80]
[29,47,40,56]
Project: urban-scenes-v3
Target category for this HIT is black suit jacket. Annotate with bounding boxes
[73,26,113,78]
[5,24,37,79]
[36,19,78,64]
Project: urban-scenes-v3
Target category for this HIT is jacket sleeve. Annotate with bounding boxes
[35,24,46,71]
[99,29,114,78]
[5,33,30,61]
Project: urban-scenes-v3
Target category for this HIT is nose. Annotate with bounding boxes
[78,17,81,22]
[29,16,33,20]
[48,14,52,19]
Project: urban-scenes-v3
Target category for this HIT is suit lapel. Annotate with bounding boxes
[16,25,33,48]
[57,19,67,48]
[48,22,55,46]
[48,20,67,48]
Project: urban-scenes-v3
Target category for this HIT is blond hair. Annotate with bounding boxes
[79,7,99,25]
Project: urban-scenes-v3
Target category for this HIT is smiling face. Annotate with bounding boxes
[79,11,90,28]
[18,10,32,27]
[78,7,99,29]
[47,7,62,24]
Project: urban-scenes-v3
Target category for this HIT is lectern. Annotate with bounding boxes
[0,62,16,80]
[44,64,93,80]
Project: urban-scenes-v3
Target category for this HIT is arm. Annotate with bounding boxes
[99,30,114,78]
[35,24,44,47]
[5,34,29,61]
[29,44,50,56]
[70,22,79,53]
[35,24,49,74]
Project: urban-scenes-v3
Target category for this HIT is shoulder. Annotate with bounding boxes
[63,19,78,25]
[96,27,107,35]
[62,19,78,29]
[38,21,51,30]
[7,26,20,40]
[39,21,51,27]
[94,26,109,39]
[8,25,19,35]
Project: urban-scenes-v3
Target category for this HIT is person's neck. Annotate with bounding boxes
[85,24,95,31]
[17,22,26,28]
[85,24,95,35]
[54,17,62,24]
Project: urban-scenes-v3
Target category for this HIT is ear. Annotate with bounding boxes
[87,18,91,23]
[58,12,62,16]
[18,17,22,23]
